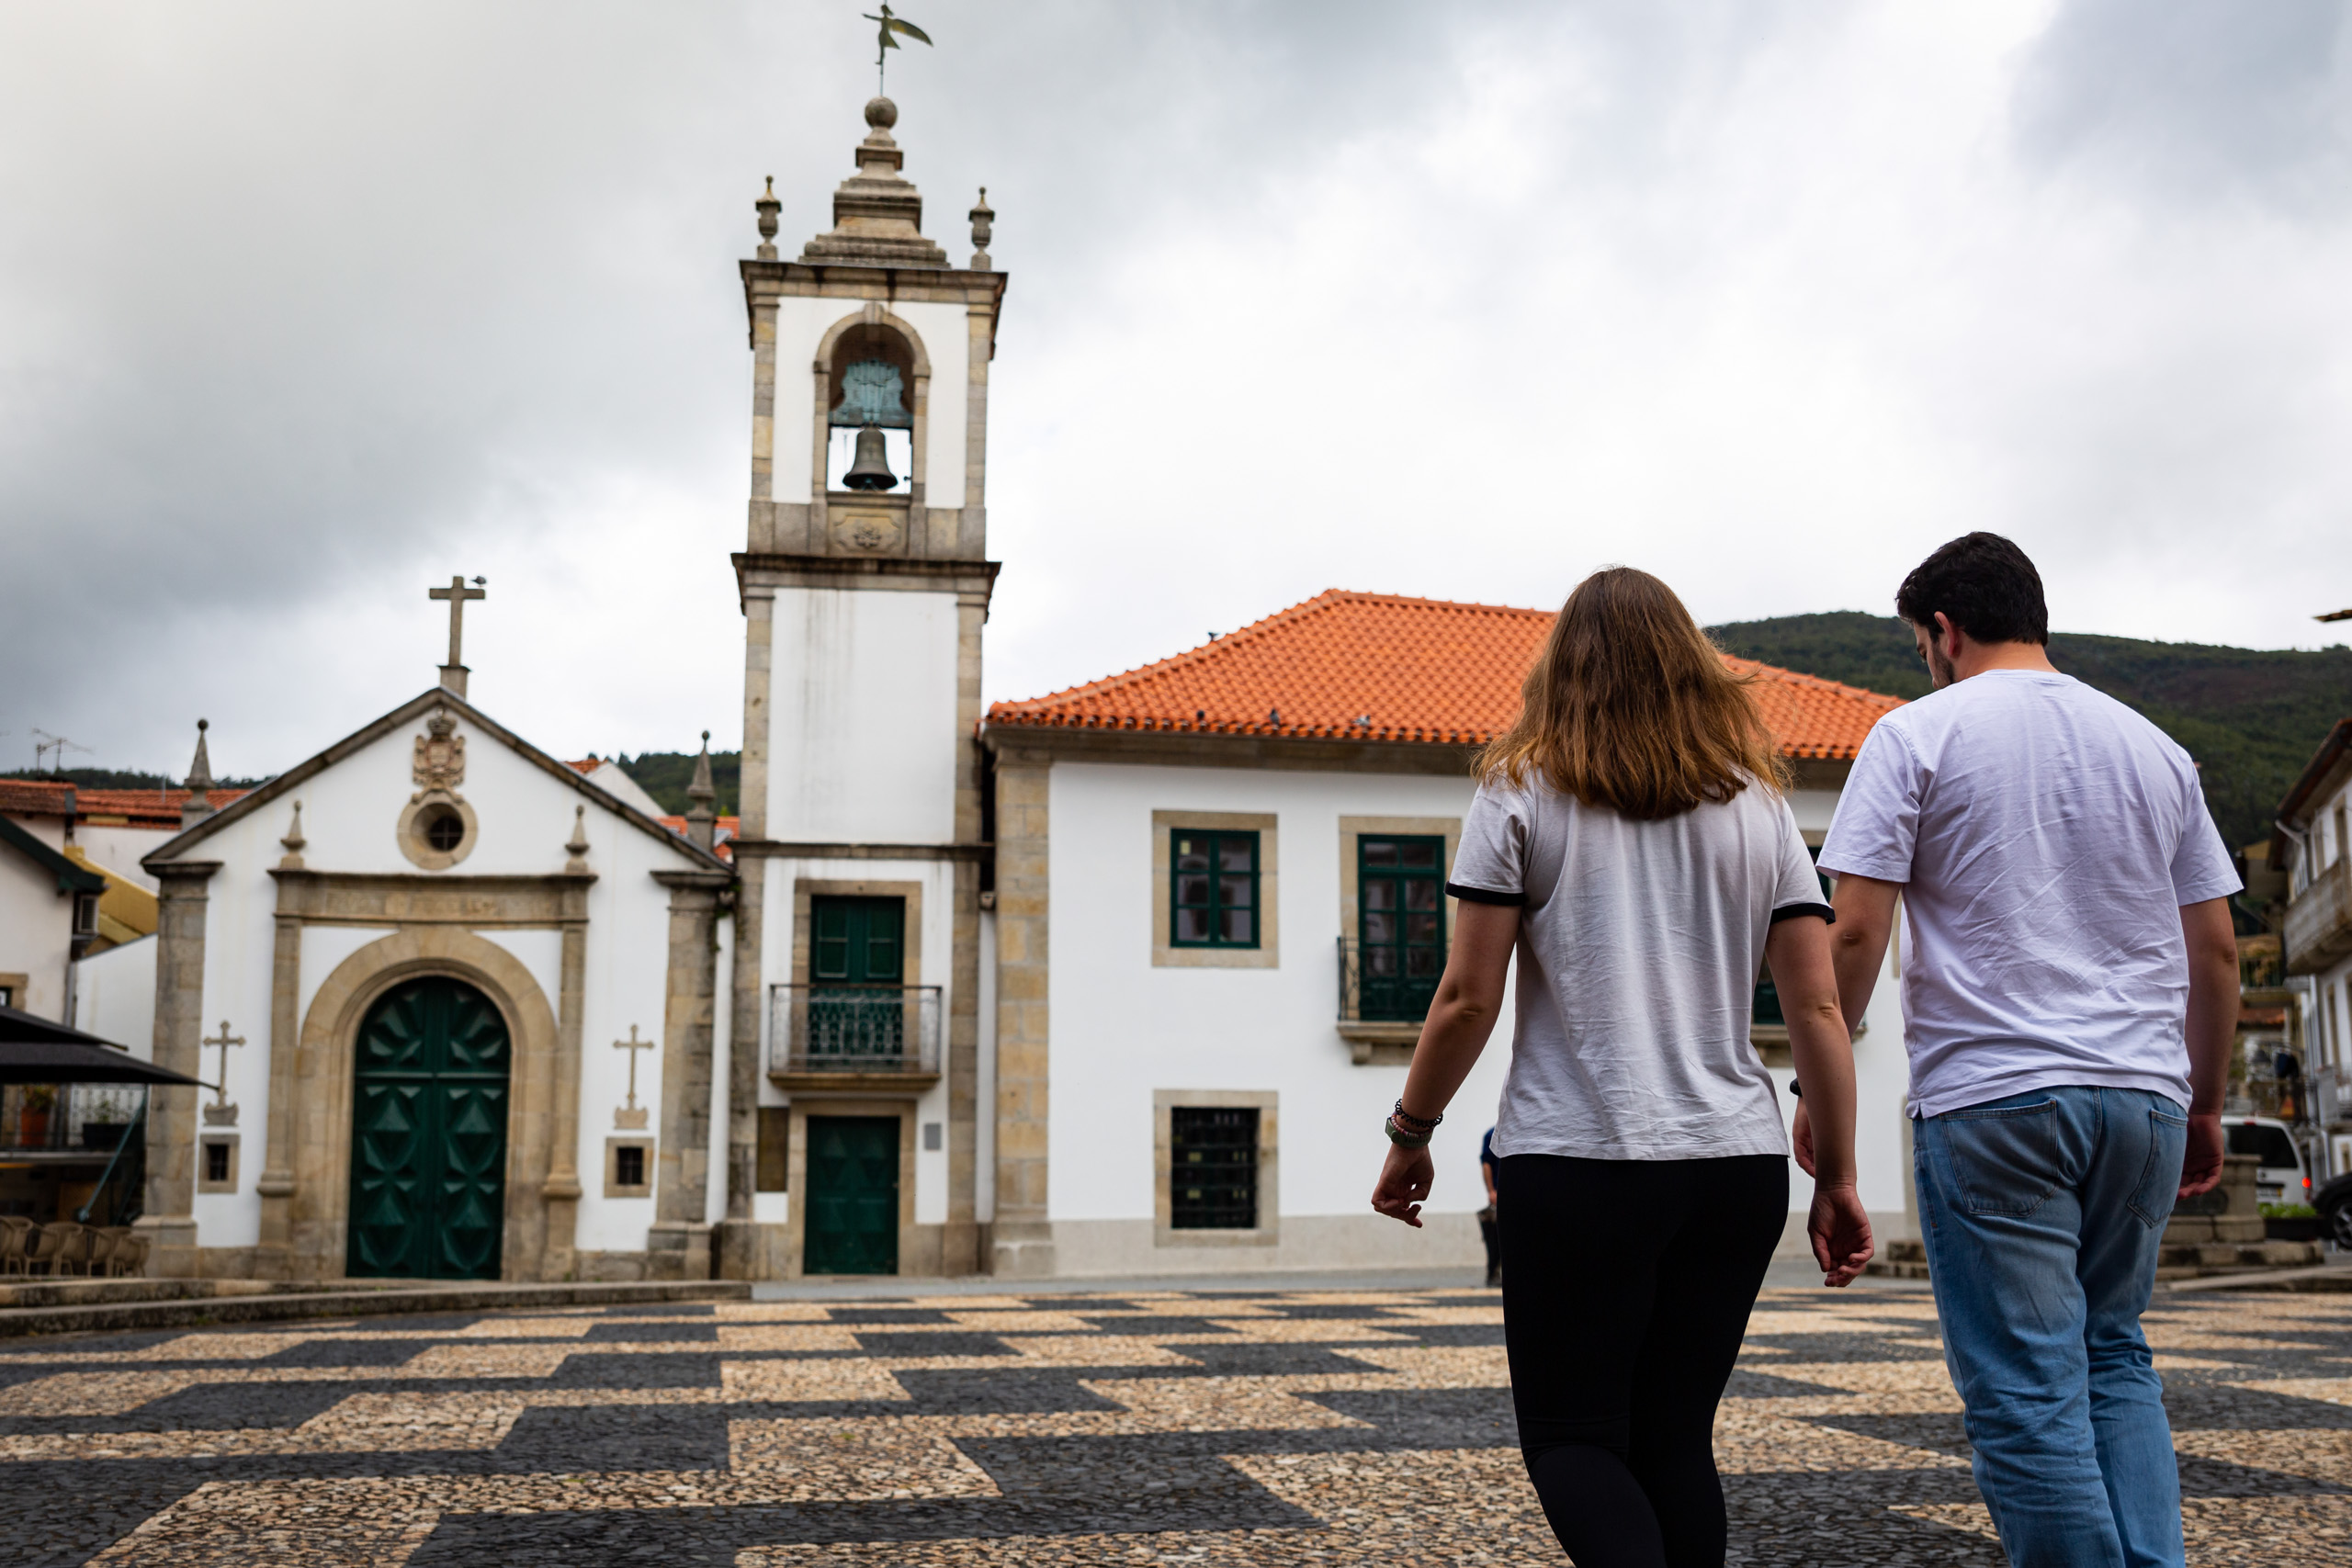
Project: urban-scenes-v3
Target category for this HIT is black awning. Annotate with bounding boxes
[0,1005,201,1085]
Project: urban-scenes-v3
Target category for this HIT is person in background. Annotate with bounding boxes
[1803,533,2238,1568]
[1372,566,1872,1568]
[1479,1126,1503,1289]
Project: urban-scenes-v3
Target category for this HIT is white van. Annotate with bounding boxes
[2226,1117,2310,1207]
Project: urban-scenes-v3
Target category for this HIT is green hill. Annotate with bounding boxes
[1708,612,2352,855]
[611,750,741,817]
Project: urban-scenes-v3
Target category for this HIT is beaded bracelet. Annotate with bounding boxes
[1391,1098,1442,1134]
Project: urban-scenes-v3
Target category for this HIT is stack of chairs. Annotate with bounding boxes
[0,1218,145,1277]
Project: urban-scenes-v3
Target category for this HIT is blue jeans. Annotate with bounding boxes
[1915,1085,2188,1568]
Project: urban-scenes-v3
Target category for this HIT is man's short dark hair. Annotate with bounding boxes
[1895,533,2049,646]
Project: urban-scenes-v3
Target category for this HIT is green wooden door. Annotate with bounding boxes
[1360,836,1446,1021]
[804,1115,899,1274]
[345,976,510,1280]
[809,897,906,1062]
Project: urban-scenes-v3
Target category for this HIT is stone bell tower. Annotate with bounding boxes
[721,96,1003,1279]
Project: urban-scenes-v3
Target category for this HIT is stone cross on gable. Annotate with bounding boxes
[202,1019,243,1127]
[613,1025,654,1131]
[429,575,487,698]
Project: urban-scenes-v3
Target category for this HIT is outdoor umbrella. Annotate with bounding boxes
[0,1004,200,1086]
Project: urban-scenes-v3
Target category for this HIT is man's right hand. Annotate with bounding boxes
[2178,1112,2223,1199]
[1792,1099,1815,1178]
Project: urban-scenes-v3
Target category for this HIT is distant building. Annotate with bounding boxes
[2271,718,2352,1178]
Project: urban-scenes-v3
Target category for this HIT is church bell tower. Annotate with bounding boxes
[722,96,1003,1279]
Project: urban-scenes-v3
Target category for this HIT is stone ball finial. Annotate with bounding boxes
[865,96,898,130]
[198,717,209,733]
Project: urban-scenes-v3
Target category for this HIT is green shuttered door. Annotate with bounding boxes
[345,976,511,1280]
[804,1115,899,1275]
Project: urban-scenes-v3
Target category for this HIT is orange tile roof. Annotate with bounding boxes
[656,814,740,862]
[0,781,249,828]
[986,590,1902,761]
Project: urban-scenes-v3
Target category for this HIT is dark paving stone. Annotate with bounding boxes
[2177,1453,2350,1497]
[824,1306,956,1325]
[493,1404,731,1473]
[1743,1332,1946,1363]
[1308,1386,1519,1448]
[960,1434,1315,1506]
[891,1369,1129,1414]
[259,1337,436,1368]
[1076,1314,1235,1337]
[1811,1411,1973,1459]
[141,1380,355,1432]
[551,1350,723,1389]
[1254,1303,1402,1320]
[1170,1342,1387,1377]
[2164,1381,2352,1430]
[853,1330,1014,1358]
[1724,1468,2003,1566]
[352,1313,485,1333]
[582,1319,719,1344]
[588,1303,713,1317]
[1722,1368,1860,1399]
[1390,1321,1508,1348]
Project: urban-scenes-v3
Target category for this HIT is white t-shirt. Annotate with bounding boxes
[1817,670,2240,1119]
[1450,775,1830,1162]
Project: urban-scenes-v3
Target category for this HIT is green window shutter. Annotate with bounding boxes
[811,897,906,984]
[1753,848,1831,1027]
[1170,829,1261,948]
[1358,835,1446,1021]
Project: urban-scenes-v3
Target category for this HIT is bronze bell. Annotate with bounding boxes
[842,423,898,491]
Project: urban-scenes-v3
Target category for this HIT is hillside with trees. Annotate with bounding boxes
[1710,611,2352,855]
[612,749,741,816]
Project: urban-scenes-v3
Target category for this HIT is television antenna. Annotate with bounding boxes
[28,729,90,773]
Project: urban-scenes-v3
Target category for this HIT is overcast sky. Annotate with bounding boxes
[3,1,2348,779]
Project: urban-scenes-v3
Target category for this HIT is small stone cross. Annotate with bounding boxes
[202,1019,243,1127]
[428,575,487,697]
[613,1025,654,1131]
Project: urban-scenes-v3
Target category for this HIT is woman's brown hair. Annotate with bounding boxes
[1476,567,1789,818]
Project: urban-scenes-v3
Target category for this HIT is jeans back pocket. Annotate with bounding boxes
[2128,1104,2190,1228]
[1934,1098,2062,1217]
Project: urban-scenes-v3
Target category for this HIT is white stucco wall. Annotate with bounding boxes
[0,834,74,1021]
[1042,762,1916,1264]
[72,822,175,893]
[74,935,155,1059]
[764,590,961,844]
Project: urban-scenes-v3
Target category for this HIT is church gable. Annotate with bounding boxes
[142,690,724,879]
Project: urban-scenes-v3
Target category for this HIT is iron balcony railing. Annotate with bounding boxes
[0,1082,144,1156]
[1336,939,1441,1026]
[768,984,943,1077]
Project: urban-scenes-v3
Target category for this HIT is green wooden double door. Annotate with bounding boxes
[345,976,510,1280]
[803,1114,899,1274]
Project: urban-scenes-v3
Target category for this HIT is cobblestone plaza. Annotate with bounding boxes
[0,1284,2346,1565]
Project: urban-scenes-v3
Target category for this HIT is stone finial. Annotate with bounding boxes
[799,96,950,267]
[685,730,718,852]
[278,800,307,869]
[754,176,780,261]
[968,186,993,270]
[565,804,592,874]
[181,719,216,827]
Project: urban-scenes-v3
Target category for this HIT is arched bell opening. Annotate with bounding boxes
[823,321,920,493]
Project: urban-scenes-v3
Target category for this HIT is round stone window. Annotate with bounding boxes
[395,794,479,871]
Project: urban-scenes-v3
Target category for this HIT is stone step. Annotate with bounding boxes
[0,1279,750,1339]
[1862,1236,2327,1283]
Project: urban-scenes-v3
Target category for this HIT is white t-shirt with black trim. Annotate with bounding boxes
[1818,669,2239,1119]
[1451,775,1829,1162]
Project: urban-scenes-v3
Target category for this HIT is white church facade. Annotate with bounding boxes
[107,95,1917,1283]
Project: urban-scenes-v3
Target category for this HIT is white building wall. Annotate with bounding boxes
[0,840,74,1021]
[74,935,155,1059]
[764,591,962,845]
[1042,762,1915,1273]
[74,822,175,893]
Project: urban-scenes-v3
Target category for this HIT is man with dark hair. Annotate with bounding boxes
[1800,532,2239,1568]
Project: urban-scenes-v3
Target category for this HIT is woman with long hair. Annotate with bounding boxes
[1371,567,1873,1568]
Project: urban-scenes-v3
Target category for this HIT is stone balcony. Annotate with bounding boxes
[2286,857,2352,976]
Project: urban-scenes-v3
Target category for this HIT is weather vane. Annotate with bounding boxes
[863,4,931,96]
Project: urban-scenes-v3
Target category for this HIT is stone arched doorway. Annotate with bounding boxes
[345,976,512,1280]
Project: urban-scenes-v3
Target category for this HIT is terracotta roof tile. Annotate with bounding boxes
[656,814,740,863]
[0,780,75,816]
[986,590,1902,761]
[67,787,250,829]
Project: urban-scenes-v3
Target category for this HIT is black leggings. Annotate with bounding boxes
[1497,1153,1788,1568]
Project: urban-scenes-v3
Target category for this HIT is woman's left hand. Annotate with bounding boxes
[1371,1144,1435,1227]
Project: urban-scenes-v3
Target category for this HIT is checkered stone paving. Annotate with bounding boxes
[2,1286,2348,1565]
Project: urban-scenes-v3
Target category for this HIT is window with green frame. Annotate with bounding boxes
[1753,847,1833,1026]
[1359,835,1446,1021]
[1170,829,1260,948]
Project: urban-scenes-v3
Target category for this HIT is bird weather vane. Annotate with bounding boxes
[864,4,931,96]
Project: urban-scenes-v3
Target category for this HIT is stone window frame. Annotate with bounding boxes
[394,794,480,872]
[789,878,925,988]
[198,1132,240,1194]
[0,974,25,1010]
[1152,1089,1278,1248]
[605,1135,655,1200]
[1151,811,1278,969]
